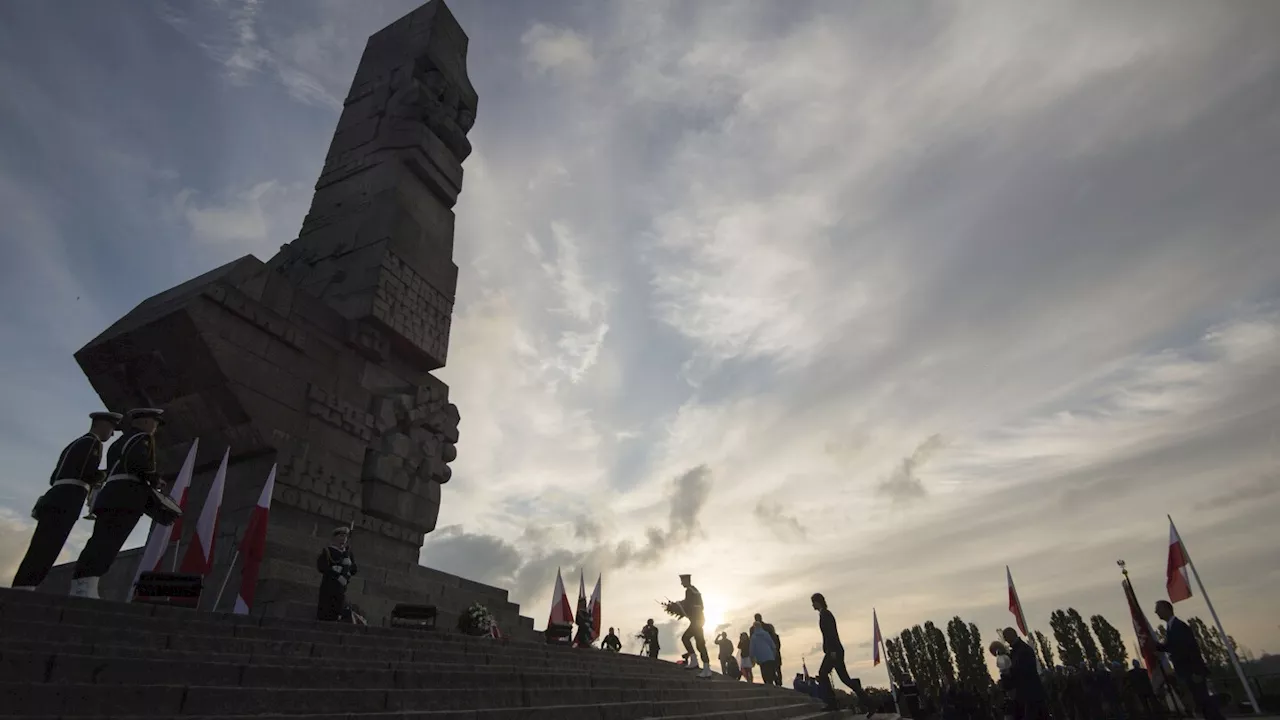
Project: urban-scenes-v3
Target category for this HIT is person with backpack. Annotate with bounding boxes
[755,613,783,685]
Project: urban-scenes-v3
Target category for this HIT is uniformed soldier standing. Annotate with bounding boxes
[69,408,165,599]
[315,526,358,621]
[10,411,123,590]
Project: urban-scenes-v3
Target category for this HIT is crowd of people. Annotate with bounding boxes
[598,574,873,713]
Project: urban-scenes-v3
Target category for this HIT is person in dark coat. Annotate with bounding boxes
[640,618,660,658]
[812,593,872,713]
[1127,659,1161,720]
[12,412,121,590]
[1002,628,1049,720]
[70,408,164,599]
[1154,601,1224,720]
[316,526,357,621]
[601,627,622,652]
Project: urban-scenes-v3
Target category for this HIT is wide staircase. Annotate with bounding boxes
[0,587,870,719]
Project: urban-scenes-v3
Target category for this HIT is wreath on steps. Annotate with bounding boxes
[458,602,496,637]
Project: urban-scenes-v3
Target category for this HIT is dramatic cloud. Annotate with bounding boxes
[3,0,1280,687]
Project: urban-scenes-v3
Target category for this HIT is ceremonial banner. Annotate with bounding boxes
[1007,566,1029,635]
[1166,520,1192,603]
[232,465,275,615]
[179,448,228,577]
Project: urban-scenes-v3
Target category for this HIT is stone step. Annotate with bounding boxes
[3,707,834,720]
[0,617,675,678]
[1,649,787,695]
[0,590,665,674]
[0,682,811,717]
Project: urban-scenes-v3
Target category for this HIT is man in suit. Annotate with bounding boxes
[1154,600,1224,720]
[1002,628,1049,720]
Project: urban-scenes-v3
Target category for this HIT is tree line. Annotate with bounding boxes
[883,608,1246,702]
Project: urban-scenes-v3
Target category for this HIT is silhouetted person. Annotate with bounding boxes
[1002,628,1049,720]
[755,612,782,673]
[12,411,121,590]
[640,618,660,659]
[677,573,712,678]
[601,627,621,652]
[1127,659,1161,720]
[812,593,871,714]
[71,408,165,598]
[1155,601,1223,720]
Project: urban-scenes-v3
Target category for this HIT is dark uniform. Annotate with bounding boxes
[678,574,710,672]
[11,412,121,589]
[316,528,358,621]
[71,408,164,598]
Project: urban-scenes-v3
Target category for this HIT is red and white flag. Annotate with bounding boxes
[547,568,573,627]
[1123,576,1171,692]
[232,465,275,615]
[1007,566,1029,635]
[128,439,198,601]
[179,447,228,578]
[576,571,588,625]
[873,609,883,666]
[589,574,602,642]
[1166,520,1193,603]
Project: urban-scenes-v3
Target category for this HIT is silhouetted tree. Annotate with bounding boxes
[911,625,941,698]
[926,621,956,685]
[885,638,912,687]
[968,623,991,687]
[1028,634,1045,668]
[947,617,989,691]
[1050,610,1085,667]
[901,627,931,696]
[1034,630,1056,668]
[1067,608,1102,666]
[1189,617,1228,669]
[1090,614,1129,665]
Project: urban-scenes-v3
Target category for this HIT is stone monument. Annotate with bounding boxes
[61,0,533,635]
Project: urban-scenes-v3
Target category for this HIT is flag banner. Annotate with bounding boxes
[575,571,588,625]
[1123,577,1170,693]
[547,568,573,627]
[179,447,228,578]
[589,574,602,642]
[1007,566,1029,635]
[873,609,883,666]
[232,465,276,615]
[1166,521,1193,603]
[128,439,198,601]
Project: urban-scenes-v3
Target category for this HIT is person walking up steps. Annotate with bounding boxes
[811,593,872,714]
[677,573,712,678]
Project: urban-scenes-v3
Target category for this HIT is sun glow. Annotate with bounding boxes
[701,597,725,633]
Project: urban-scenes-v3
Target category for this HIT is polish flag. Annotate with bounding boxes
[1007,566,1029,635]
[179,447,228,577]
[1123,576,1170,692]
[1166,520,1193,603]
[166,439,198,554]
[873,609,883,666]
[576,571,588,625]
[588,574,602,642]
[128,439,198,601]
[232,465,275,615]
[547,568,573,627]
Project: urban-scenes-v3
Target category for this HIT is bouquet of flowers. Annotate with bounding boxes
[457,602,496,637]
[660,598,685,619]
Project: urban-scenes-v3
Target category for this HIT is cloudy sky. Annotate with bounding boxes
[3,0,1280,683]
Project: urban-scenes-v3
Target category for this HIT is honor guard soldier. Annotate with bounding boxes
[69,408,165,599]
[678,574,713,678]
[10,411,123,590]
[316,526,358,621]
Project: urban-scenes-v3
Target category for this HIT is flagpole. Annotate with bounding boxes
[211,549,240,611]
[1168,516,1260,715]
